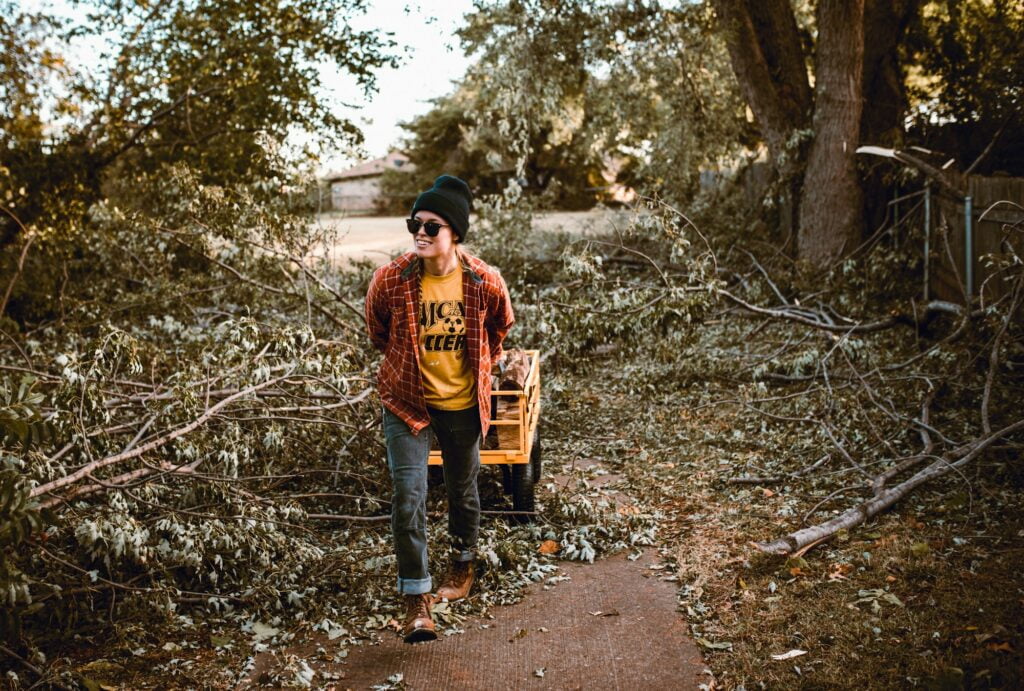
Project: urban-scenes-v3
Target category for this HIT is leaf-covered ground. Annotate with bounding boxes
[12,362,662,689]
[576,324,1024,689]
[85,331,1021,690]
[5,200,1021,690]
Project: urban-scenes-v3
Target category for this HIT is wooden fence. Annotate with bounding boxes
[930,176,1024,304]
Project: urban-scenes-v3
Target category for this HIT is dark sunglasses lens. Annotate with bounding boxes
[407,218,442,237]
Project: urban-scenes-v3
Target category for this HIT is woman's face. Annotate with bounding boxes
[411,209,457,261]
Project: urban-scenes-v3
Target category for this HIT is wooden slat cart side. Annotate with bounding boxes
[428,349,541,517]
[427,349,540,466]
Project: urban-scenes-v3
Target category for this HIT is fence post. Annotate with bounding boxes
[923,184,930,301]
[964,195,973,301]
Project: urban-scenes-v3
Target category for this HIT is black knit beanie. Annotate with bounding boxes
[411,175,473,242]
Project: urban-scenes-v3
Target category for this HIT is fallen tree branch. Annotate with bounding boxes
[0,644,74,691]
[721,289,964,333]
[31,374,292,500]
[38,457,205,510]
[755,417,1024,555]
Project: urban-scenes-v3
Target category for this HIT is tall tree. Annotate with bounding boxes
[457,1,749,205]
[797,0,865,265]
[0,0,395,242]
[712,0,922,268]
[0,0,396,321]
[710,0,812,166]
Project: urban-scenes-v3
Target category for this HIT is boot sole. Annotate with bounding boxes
[403,628,438,643]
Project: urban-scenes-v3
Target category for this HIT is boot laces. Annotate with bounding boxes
[407,593,430,619]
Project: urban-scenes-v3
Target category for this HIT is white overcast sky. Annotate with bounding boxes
[320,0,477,174]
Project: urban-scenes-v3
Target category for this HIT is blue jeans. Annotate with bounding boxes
[382,405,481,595]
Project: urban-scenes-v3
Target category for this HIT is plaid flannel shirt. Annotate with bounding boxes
[365,249,515,437]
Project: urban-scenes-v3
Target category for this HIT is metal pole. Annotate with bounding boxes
[923,184,930,301]
[964,195,973,301]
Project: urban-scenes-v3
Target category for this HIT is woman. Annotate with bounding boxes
[364,174,515,642]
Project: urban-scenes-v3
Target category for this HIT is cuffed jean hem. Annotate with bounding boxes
[397,576,433,595]
[383,404,481,595]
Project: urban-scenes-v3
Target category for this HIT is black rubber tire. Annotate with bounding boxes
[511,460,535,522]
[499,463,512,494]
[530,428,542,484]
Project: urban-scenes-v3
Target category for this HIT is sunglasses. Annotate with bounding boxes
[406,217,450,237]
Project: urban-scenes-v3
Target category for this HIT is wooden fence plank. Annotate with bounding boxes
[929,176,1024,304]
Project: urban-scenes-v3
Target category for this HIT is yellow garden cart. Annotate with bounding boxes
[428,349,541,517]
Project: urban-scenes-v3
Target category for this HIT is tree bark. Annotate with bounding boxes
[860,0,919,147]
[710,0,812,162]
[797,0,866,268]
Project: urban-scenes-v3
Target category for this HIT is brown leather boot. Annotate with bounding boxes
[402,593,437,643]
[434,560,474,602]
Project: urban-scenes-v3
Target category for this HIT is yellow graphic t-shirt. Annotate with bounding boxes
[418,269,476,410]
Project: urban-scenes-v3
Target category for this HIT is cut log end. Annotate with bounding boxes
[495,349,531,390]
[752,538,796,556]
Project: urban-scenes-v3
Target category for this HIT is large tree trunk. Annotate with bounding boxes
[710,0,812,163]
[711,0,811,256]
[861,0,918,146]
[797,0,866,268]
[713,0,910,270]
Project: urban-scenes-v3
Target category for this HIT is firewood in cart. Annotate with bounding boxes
[496,349,531,390]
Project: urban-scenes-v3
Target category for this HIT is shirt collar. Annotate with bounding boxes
[400,249,483,283]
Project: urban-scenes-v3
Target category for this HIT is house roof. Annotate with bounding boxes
[325,151,411,181]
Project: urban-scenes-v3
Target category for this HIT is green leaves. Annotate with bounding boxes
[0,468,53,638]
[0,376,57,451]
[451,0,747,204]
[0,469,51,549]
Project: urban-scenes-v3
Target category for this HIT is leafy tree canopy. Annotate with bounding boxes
[0,0,397,321]
[904,0,1024,174]
[0,0,396,228]
[386,0,750,210]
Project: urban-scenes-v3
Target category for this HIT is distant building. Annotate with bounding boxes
[323,151,411,214]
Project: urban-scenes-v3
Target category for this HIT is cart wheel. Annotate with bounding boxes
[530,428,542,484]
[499,463,512,494]
[511,461,535,522]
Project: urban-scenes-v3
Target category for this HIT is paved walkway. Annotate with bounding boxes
[333,550,706,690]
[246,460,707,689]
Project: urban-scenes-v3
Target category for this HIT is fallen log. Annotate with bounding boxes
[755,417,1024,555]
[496,349,531,390]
